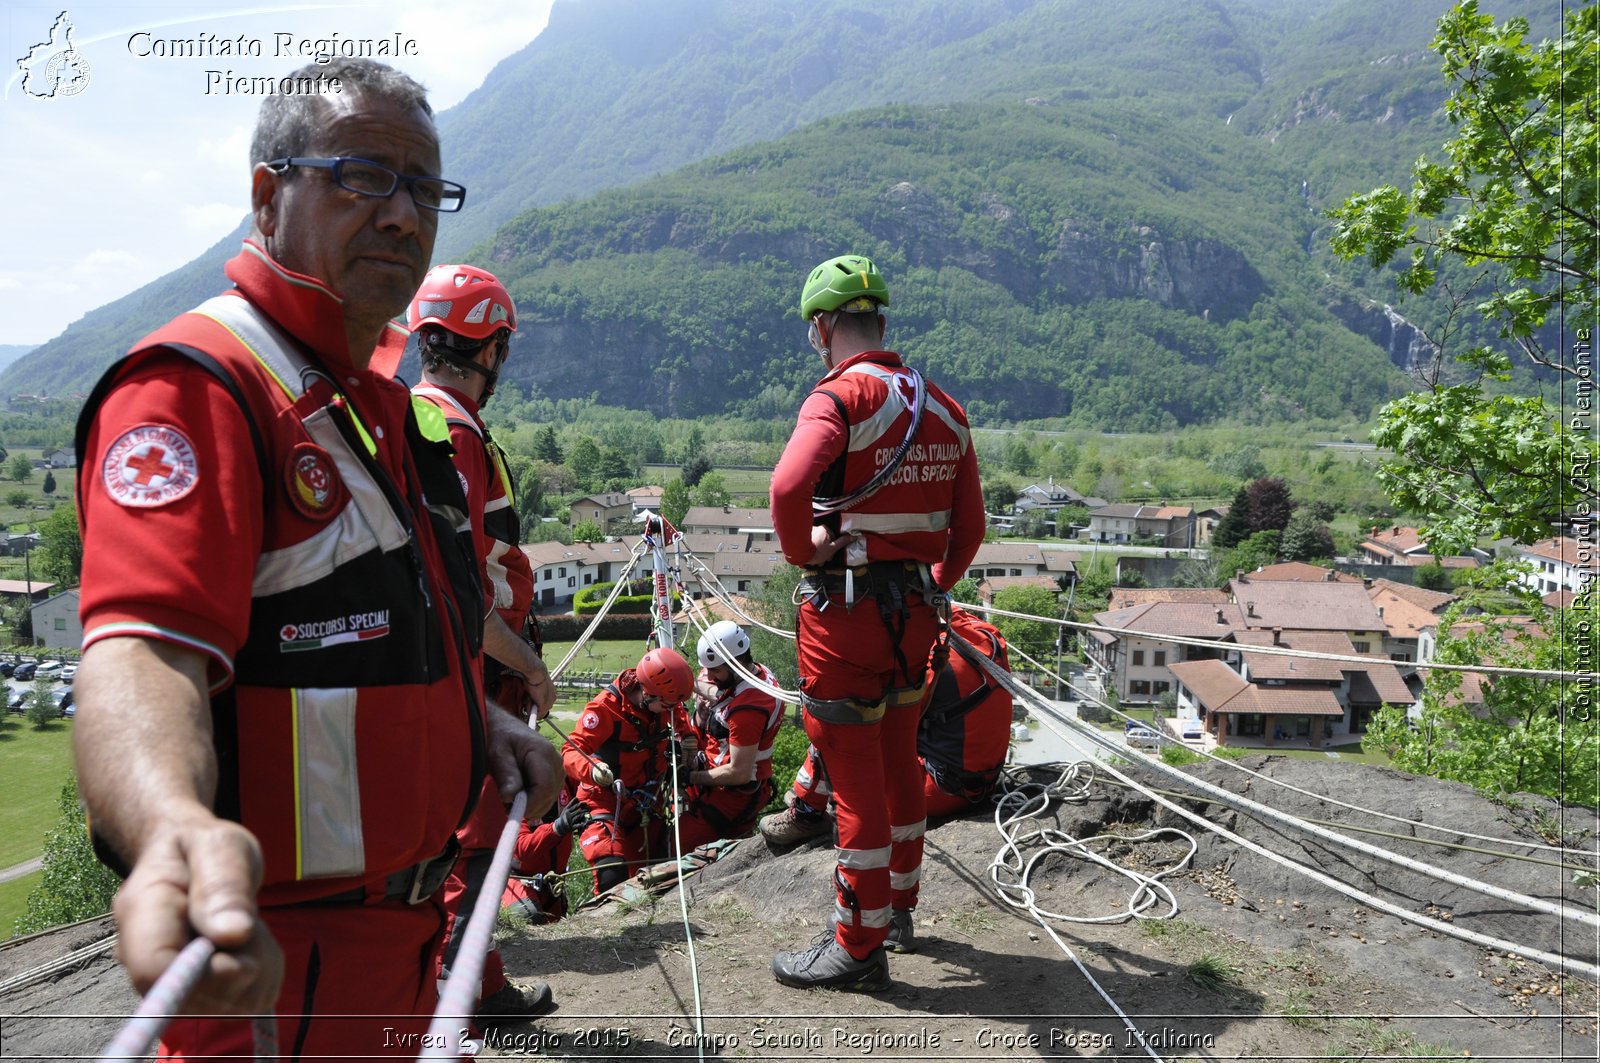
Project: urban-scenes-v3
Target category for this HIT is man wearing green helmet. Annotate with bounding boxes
[768,254,985,992]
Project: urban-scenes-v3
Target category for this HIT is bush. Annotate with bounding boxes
[572,579,677,616]
[535,612,655,642]
[13,775,121,935]
[763,718,809,813]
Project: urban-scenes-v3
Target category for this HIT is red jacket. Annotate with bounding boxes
[411,384,535,632]
[770,350,984,588]
[562,672,689,817]
[693,664,783,786]
[76,243,486,906]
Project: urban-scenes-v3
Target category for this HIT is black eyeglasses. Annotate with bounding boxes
[266,156,467,213]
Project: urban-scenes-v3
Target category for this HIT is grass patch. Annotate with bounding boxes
[1159,743,1203,766]
[1269,740,1391,766]
[1325,1017,1461,1059]
[1185,954,1240,994]
[942,902,999,938]
[0,870,42,938]
[0,716,74,867]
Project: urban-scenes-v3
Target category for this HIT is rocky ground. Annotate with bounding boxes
[2,756,1597,1061]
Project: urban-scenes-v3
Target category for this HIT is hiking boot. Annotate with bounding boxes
[759,804,830,847]
[476,980,555,1026]
[772,930,890,992]
[886,909,917,954]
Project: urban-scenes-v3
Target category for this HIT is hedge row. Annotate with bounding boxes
[536,612,655,642]
[572,579,679,616]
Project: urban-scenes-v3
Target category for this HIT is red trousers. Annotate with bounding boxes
[159,898,452,1060]
[576,814,664,894]
[673,779,773,853]
[796,594,937,959]
[437,849,507,1002]
[794,746,975,819]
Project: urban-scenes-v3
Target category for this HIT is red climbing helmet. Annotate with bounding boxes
[407,263,516,341]
[636,647,693,705]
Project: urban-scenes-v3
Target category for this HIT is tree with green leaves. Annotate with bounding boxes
[992,583,1061,661]
[13,776,121,935]
[570,519,605,543]
[1365,593,1595,807]
[35,504,82,586]
[693,472,731,509]
[681,452,713,489]
[25,677,56,729]
[660,478,691,527]
[1330,1,1598,551]
[41,470,56,495]
[9,454,31,482]
[1210,484,1252,549]
[949,577,981,605]
[1215,529,1282,583]
[1280,510,1336,563]
[566,436,604,491]
[533,425,563,464]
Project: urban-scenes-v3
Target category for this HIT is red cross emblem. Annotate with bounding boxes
[102,425,198,508]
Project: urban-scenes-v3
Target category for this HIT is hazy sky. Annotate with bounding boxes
[1,1,556,347]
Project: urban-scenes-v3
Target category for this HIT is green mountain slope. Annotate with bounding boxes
[1,0,1564,416]
[479,100,1405,429]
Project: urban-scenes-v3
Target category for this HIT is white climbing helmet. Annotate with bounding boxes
[697,620,751,669]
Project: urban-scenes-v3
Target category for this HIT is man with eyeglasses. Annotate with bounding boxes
[71,58,561,1059]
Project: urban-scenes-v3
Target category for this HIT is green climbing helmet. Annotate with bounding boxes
[799,254,890,319]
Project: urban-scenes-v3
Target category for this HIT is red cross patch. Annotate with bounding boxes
[101,424,199,508]
[284,442,345,519]
[581,711,600,732]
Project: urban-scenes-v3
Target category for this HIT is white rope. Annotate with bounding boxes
[677,584,801,706]
[680,553,794,640]
[964,600,1595,681]
[422,794,527,1059]
[646,519,708,1063]
[1014,641,1599,862]
[980,649,1600,980]
[547,538,648,681]
[984,766,1175,1062]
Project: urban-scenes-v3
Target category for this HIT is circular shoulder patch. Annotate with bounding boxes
[284,442,345,519]
[581,711,600,732]
[101,424,199,508]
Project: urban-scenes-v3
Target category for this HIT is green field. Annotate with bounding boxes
[0,715,74,868]
[639,463,772,499]
[0,870,42,936]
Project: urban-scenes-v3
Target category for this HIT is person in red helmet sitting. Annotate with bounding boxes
[563,648,696,894]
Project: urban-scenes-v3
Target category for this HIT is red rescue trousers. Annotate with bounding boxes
[796,594,938,959]
[158,898,449,1061]
[793,746,975,819]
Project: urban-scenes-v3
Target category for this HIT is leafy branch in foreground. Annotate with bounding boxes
[1329,1,1598,551]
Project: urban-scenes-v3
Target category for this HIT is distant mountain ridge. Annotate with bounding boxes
[1,0,1565,424]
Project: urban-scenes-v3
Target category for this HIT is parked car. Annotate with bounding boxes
[1125,726,1162,750]
[14,662,38,681]
[6,690,25,713]
[60,664,77,682]
[0,661,14,678]
[52,687,74,717]
[35,661,62,678]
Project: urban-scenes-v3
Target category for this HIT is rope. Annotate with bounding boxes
[547,538,648,681]
[679,553,794,640]
[986,651,1600,980]
[964,599,1596,682]
[0,934,115,996]
[96,938,276,1061]
[1015,640,1599,862]
[984,766,1174,1062]
[421,792,528,1060]
[677,585,801,705]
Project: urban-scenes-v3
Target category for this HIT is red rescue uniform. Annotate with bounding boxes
[76,242,486,1060]
[412,382,539,1003]
[675,663,783,852]
[770,349,983,959]
[563,674,688,892]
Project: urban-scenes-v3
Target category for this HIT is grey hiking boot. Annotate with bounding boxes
[772,930,890,992]
[886,909,917,954]
[759,803,831,847]
[476,980,555,1026]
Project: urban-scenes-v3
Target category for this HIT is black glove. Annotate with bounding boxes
[552,799,591,837]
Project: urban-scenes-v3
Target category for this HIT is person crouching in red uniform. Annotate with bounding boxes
[501,792,589,923]
[673,621,784,853]
[563,649,696,895]
[768,255,985,993]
